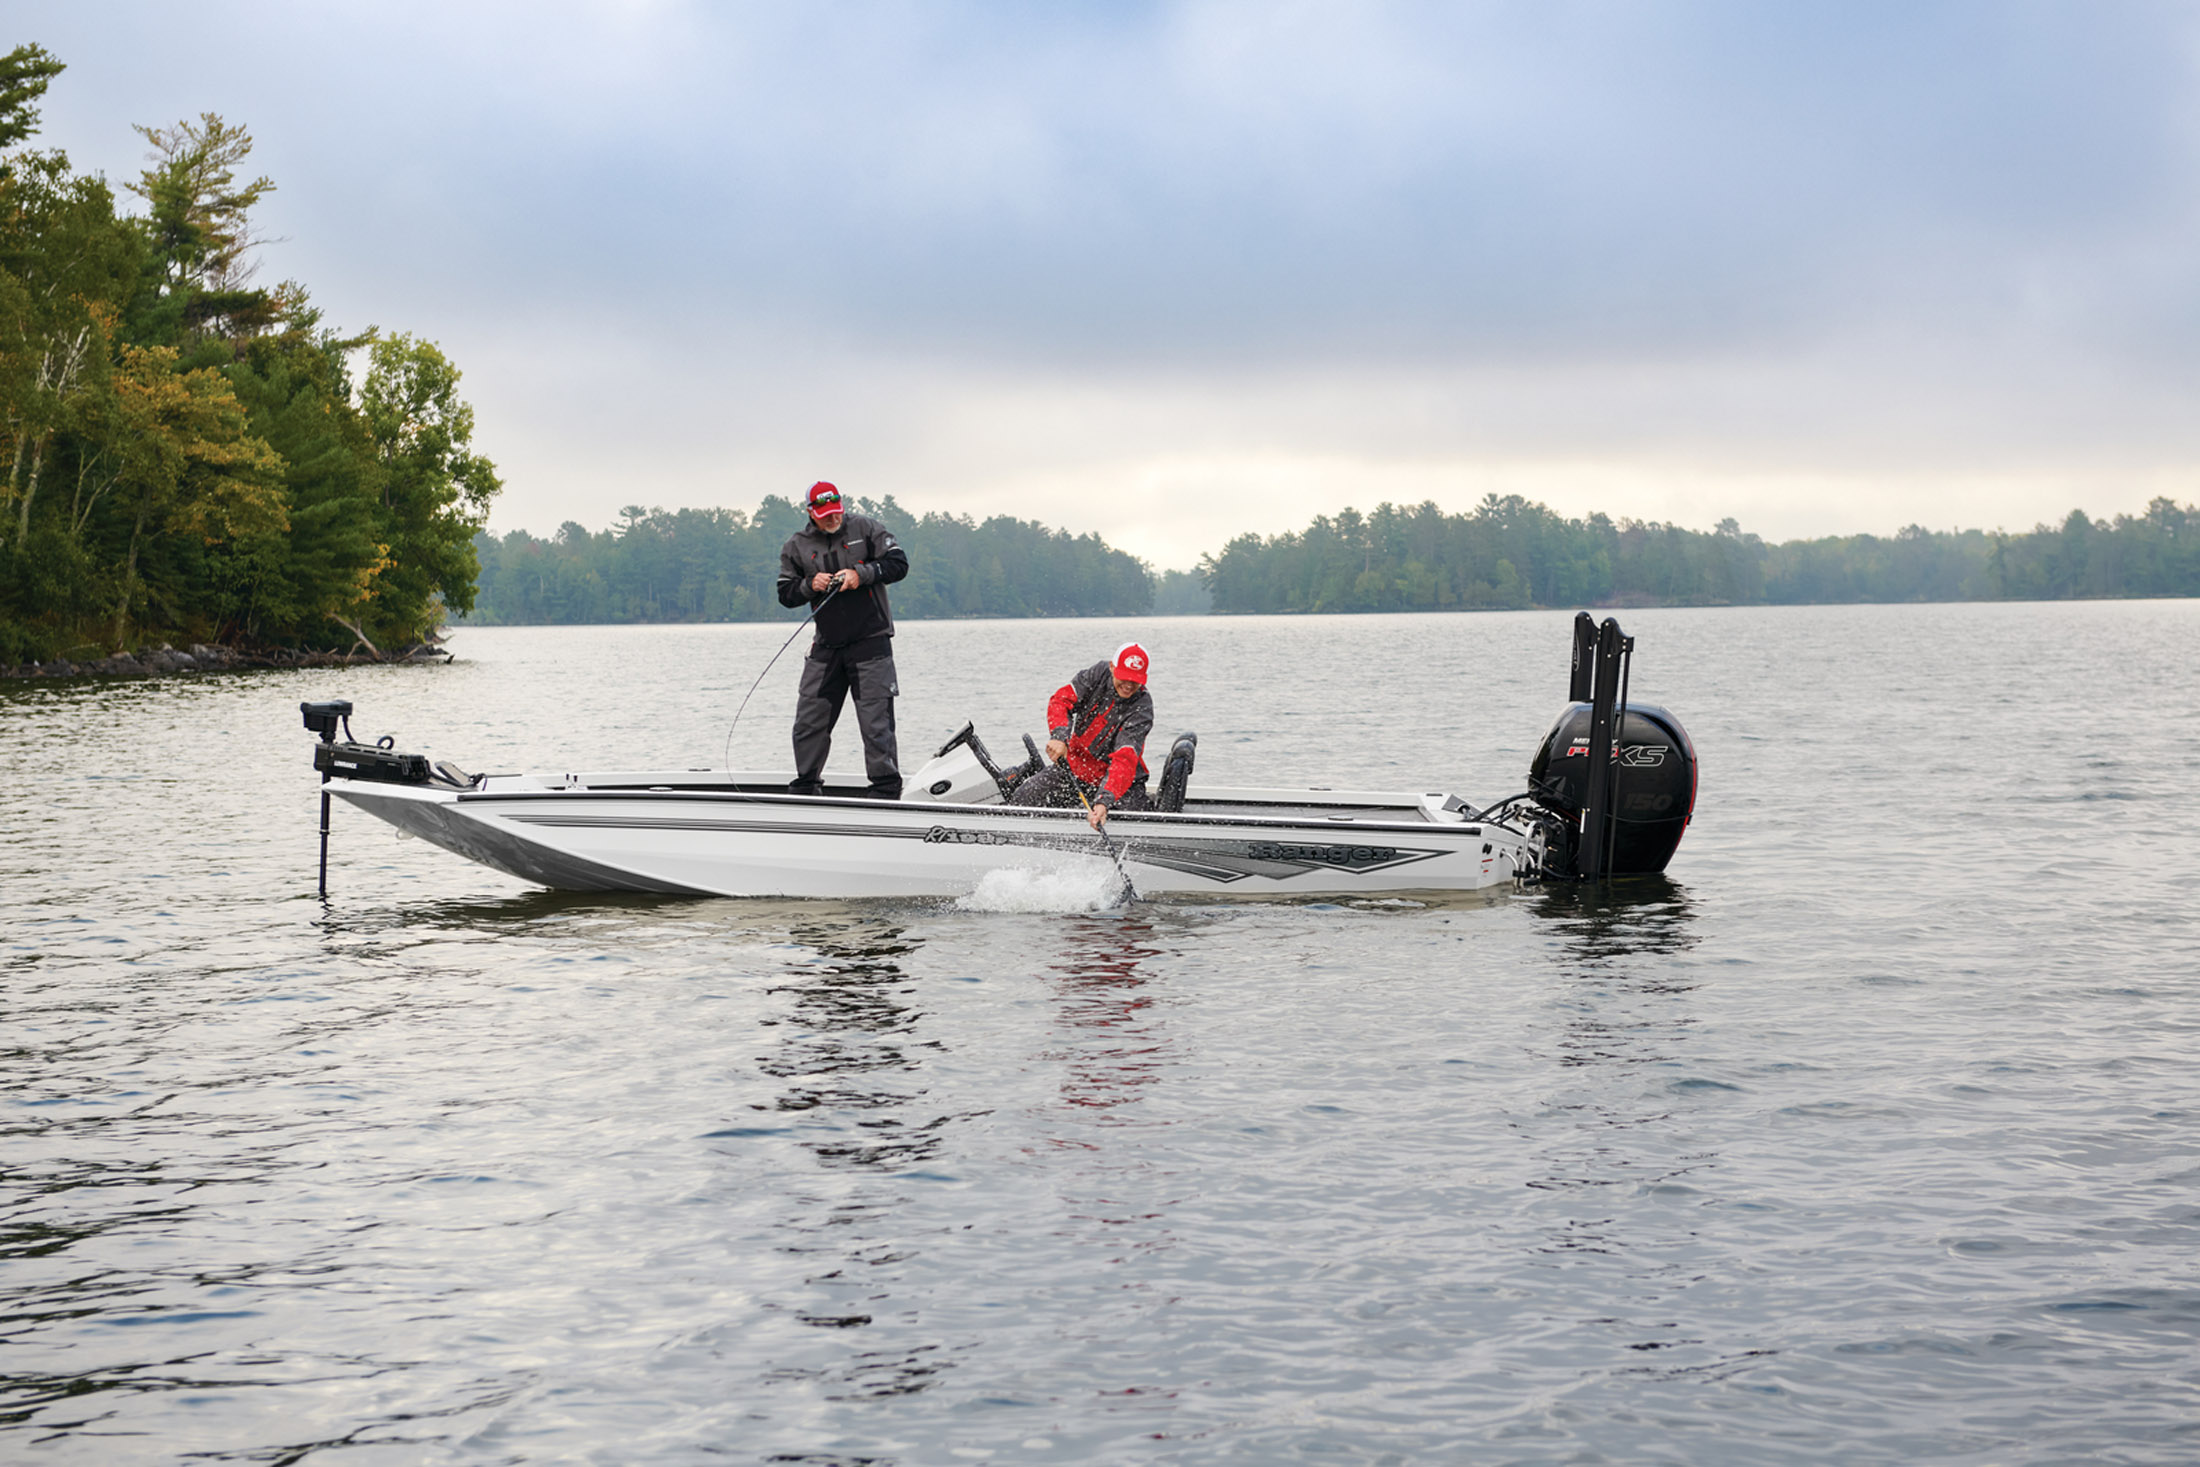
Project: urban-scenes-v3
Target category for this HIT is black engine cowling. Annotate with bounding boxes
[1529,701,1696,875]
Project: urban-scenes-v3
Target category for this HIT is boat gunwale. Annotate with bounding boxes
[430,784,1529,841]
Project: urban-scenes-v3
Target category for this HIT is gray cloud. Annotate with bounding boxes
[23,1,2200,562]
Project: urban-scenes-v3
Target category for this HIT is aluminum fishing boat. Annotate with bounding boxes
[301,614,1695,902]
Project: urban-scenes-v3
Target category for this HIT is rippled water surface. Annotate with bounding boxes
[6,603,2200,1465]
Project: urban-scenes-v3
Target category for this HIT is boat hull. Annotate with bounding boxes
[332,780,1530,900]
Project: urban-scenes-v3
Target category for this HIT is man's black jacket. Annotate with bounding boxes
[776,512,909,649]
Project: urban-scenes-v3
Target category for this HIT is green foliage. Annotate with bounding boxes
[125,113,278,343]
[0,51,500,659]
[0,43,64,154]
[1201,497,2200,612]
[356,334,501,640]
[469,494,1155,625]
[472,488,2200,628]
[1203,497,1627,613]
[471,507,776,626]
[217,318,384,641]
[877,495,1151,618]
[1152,567,1212,616]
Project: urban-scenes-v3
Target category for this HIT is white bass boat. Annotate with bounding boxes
[301,614,1694,902]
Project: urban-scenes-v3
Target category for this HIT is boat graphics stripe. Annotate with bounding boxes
[492,810,1453,884]
[497,813,912,839]
[1108,837,1449,883]
[456,788,1461,837]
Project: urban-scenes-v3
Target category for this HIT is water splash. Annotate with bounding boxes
[956,863,1124,913]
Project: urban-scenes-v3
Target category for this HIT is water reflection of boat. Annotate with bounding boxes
[298,614,1696,902]
[1044,920,1169,1115]
[1530,877,1702,973]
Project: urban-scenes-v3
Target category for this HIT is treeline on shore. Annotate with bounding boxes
[0,44,498,666]
[466,496,1158,624]
[1199,494,2200,613]
[469,490,2200,627]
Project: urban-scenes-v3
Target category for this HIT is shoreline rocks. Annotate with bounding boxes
[0,641,454,681]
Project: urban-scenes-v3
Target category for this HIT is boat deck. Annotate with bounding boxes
[459,770,1474,828]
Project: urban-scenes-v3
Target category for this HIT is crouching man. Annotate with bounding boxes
[1007,643,1154,828]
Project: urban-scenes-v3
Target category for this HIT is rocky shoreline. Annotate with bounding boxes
[0,642,454,680]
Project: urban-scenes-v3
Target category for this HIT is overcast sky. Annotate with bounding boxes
[23,1,2200,567]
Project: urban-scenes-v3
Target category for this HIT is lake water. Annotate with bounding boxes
[5,602,2199,1465]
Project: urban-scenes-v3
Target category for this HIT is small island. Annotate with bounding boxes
[0,44,497,672]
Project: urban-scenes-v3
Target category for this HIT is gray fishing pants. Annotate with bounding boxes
[790,636,901,799]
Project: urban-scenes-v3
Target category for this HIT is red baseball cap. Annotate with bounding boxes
[1113,642,1149,684]
[807,481,843,519]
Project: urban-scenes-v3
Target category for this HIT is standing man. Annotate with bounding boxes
[1006,643,1155,828]
[776,481,909,799]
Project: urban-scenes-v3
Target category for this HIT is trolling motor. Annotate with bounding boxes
[300,701,438,895]
[302,700,351,897]
[1526,612,1697,879]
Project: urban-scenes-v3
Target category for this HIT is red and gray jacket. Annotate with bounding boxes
[1048,661,1154,805]
[775,512,909,649]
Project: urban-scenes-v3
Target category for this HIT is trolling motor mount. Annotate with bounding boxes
[301,699,357,899]
[302,701,432,785]
[312,741,433,785]
[303,701,433,782]
[300,701,445,896]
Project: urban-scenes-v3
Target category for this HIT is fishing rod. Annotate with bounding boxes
[1054,752,1139,906]
[721,585,837,771]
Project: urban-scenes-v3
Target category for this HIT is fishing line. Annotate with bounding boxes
[721,586,837,771]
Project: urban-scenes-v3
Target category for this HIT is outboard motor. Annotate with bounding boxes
[1528,613,1697,878]
[1155,732,1197,812]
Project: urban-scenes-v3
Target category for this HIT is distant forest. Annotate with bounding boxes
[0,44,498,664]
[1197,495,2200,613]
[467,496,1156,623]
[471,491,2199,624]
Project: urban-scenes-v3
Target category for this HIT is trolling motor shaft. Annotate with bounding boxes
[301,700,353,897]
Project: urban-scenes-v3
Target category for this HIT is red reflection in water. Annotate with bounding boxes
[1042,919,1168,1116]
